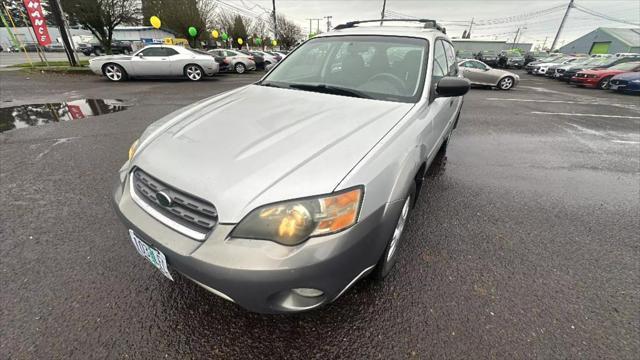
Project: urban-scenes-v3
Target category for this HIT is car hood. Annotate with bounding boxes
[611,71,640,80]
[132,85,414,222]
[580,69,625,76]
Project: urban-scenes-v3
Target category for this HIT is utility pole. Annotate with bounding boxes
[49,0,78,66]
[306,18,313,35]
[541,36,549,50]
[315,18,321,33]
[324,16,333,32]
[272,0,278,40]
[380,0,387,25]
[511,28,520,49]
[550,0,574,51]
[467,17,474,38]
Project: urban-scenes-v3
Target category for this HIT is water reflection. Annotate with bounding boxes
[0,99,129,133]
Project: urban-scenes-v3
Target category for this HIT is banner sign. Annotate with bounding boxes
[23,0,52,46]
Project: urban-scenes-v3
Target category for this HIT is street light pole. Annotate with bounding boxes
[272,0,278,40]
[49,0,78,66]
[380,0,387,25]
[324,16,333,32]
[550,0,574,51]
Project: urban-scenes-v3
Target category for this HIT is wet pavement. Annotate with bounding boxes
[0,99,129,132]
[1,70,639,359]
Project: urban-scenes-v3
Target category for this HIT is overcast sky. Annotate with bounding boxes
[227,0,640,48]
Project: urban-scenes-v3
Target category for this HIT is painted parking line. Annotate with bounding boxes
[487,98,633,107]
[531,111,640,119]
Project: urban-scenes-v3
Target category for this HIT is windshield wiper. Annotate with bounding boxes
[287,84,372,99]
[257,81,289,89]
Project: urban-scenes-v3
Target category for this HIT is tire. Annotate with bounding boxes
[102,63,127,82]
[234,62,246,74]
[373,183,416,280]
[184,64,204,81]
[123,49,131,55]
[498,76,515,90]
[94,48,102,56]
[598,76,612,90]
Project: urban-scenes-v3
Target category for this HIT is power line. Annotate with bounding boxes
[572,4,640,26]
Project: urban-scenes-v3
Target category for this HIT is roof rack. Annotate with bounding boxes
[333,19,446,34]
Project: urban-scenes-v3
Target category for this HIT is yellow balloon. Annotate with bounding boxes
[237,38,244,45]
[150,16,161,29]
[212,30,219,39]
[271,39,277,46]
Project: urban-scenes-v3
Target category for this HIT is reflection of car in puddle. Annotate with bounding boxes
[0,99,129,133]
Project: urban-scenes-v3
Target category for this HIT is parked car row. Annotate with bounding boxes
[89,44,289,81]
[457,49,531,69]
[526,53,640,94]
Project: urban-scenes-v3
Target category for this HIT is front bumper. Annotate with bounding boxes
[570,76,598,88]
[112,173,401,314]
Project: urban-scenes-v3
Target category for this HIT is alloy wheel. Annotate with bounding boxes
[104,64,122,81]
[499,77,514,90]
[235,63,246,74]
[387,196,411,261]
[186,65,202,81]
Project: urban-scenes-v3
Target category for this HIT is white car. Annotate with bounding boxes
[88,45,219,81]
[533,57,580,75]
[208,49,257,74]
[251,50,280,65]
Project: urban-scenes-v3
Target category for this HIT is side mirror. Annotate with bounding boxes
[436,77,470,97]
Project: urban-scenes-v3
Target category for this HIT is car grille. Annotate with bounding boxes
[131,168,218,237]
[575,73,587,78]
[610,79,628,86]
[556,69,565,73]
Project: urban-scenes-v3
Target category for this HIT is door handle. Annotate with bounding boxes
[449,99,454,107]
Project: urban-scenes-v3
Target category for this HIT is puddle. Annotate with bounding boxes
[0,99,130,133]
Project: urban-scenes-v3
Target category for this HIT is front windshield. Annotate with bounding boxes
[261,35,429,103]
[610,62,639,71]
[483,51,497,55]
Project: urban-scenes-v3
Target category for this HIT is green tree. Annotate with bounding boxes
[62,0,140,54]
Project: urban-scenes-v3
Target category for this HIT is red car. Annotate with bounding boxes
[571,61,640,89]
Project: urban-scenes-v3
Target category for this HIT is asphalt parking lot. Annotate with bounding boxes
[1,69,638,359]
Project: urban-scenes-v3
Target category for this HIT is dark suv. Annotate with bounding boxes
[78,41,133,56]
[476,50,500,66]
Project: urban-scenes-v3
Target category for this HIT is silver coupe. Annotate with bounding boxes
[89,45,219,82]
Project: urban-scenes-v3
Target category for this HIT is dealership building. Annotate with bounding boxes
[559,27,640,55]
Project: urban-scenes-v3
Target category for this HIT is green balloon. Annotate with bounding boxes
[221,33,228,41]
[255,38,262,45]
[188,27,197,37]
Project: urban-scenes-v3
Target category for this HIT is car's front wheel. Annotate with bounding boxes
[235,62,246,74]
[102,63,127,82]
[184,64,204,81]
[498,76,515,90]
[373,184,415,280]
[598,76,612,90]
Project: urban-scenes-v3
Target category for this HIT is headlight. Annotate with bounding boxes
[631,79,640,83]
[231,187,363,246]
[586,74,597,78]
[128,139,139,160]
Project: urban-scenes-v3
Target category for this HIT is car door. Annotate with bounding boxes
[162,47,182,76]
[471,60,495,84]
[461,60,483,84]
[131,47,170,76]
[423,39,451,151]
[439,40,461,137]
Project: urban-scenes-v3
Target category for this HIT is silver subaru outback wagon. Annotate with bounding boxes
[112,19,470,314]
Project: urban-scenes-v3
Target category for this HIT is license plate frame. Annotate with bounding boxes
[129,230,174,281]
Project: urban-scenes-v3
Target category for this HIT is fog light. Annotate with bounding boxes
[292,288,324,298]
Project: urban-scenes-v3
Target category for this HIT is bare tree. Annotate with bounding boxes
[275,14,302,49]
[62,0,139,54]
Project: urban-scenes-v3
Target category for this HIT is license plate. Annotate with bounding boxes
[129,230,174,280]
